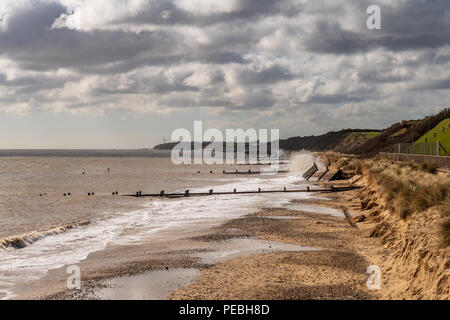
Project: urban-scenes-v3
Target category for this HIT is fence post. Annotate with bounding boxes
[436,141,441,156]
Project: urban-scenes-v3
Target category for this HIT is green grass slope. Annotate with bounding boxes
[352,131,381,140]
[416,119,450,155]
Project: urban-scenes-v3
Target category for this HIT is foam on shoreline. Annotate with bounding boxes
[0,172,311,300]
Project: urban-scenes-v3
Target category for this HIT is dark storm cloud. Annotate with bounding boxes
[433,55,450,65]
[77,51,248,75]
[121,0,299,26]
[93,74,200,95]
[0,72,76,94]
[307,93,365,105]
[238,65,295,85]
[0,2,179,70]
[305,0,450,54]
[412,78,450,91]
[357,69,408,84]
[0,0,449,130]
[0,1,254,75]
[305,22,372,55]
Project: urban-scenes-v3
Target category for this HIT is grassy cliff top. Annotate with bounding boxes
[416,119,450,155]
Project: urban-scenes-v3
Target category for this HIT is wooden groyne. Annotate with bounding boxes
[322,169,343,181]
[236,161,290,166]
[60,162,349,199]
[303,165,342,182]
[125,185,362,198]
[223,169,289,175]
[310,168,329,181]
[223,170,262,175]
[303,163,318,180]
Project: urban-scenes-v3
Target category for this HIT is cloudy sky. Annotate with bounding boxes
[0,0,449,148]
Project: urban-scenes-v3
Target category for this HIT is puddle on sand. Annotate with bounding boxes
[284,205,344,217]
[92,268,200,300]
[193,238,317,265]
[92,238,317,300]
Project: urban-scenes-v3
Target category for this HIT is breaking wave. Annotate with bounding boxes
[0,221,90,251]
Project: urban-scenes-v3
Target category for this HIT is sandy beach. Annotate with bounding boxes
[21,178,386,300]
[3,154,448,300]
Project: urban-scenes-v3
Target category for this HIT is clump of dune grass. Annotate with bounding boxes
[420,162,439,174]
[356,159,450,246]
[363,159,450,218]
[327,152,450,247]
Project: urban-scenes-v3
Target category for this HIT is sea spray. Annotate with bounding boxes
[288,151,325,174]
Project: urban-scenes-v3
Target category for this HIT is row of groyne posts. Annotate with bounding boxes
[40,163,350,198]
[40,191,120,197]
[130,163,352,199]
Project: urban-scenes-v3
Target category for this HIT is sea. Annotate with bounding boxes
[0,149,319,299]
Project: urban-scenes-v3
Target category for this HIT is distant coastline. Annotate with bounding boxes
[0,149,171,157]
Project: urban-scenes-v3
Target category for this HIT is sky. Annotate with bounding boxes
[0,0,450,148]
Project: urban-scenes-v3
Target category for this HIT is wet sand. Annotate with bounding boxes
[171,192,385,300]
[31,183,387,300]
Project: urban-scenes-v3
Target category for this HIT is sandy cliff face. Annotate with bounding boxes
[355,171,449,299]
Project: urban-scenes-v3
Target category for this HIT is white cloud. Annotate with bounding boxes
[0,0,449,136]
[174,0,238,15]
[53,0,150,30]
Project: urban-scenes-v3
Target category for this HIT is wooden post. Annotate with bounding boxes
[258,188,261,193]
[234,188,237,193]
[136,191,139,197]
[437,141,441,156]
[307,186,310,192]
[284,187,287,192]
